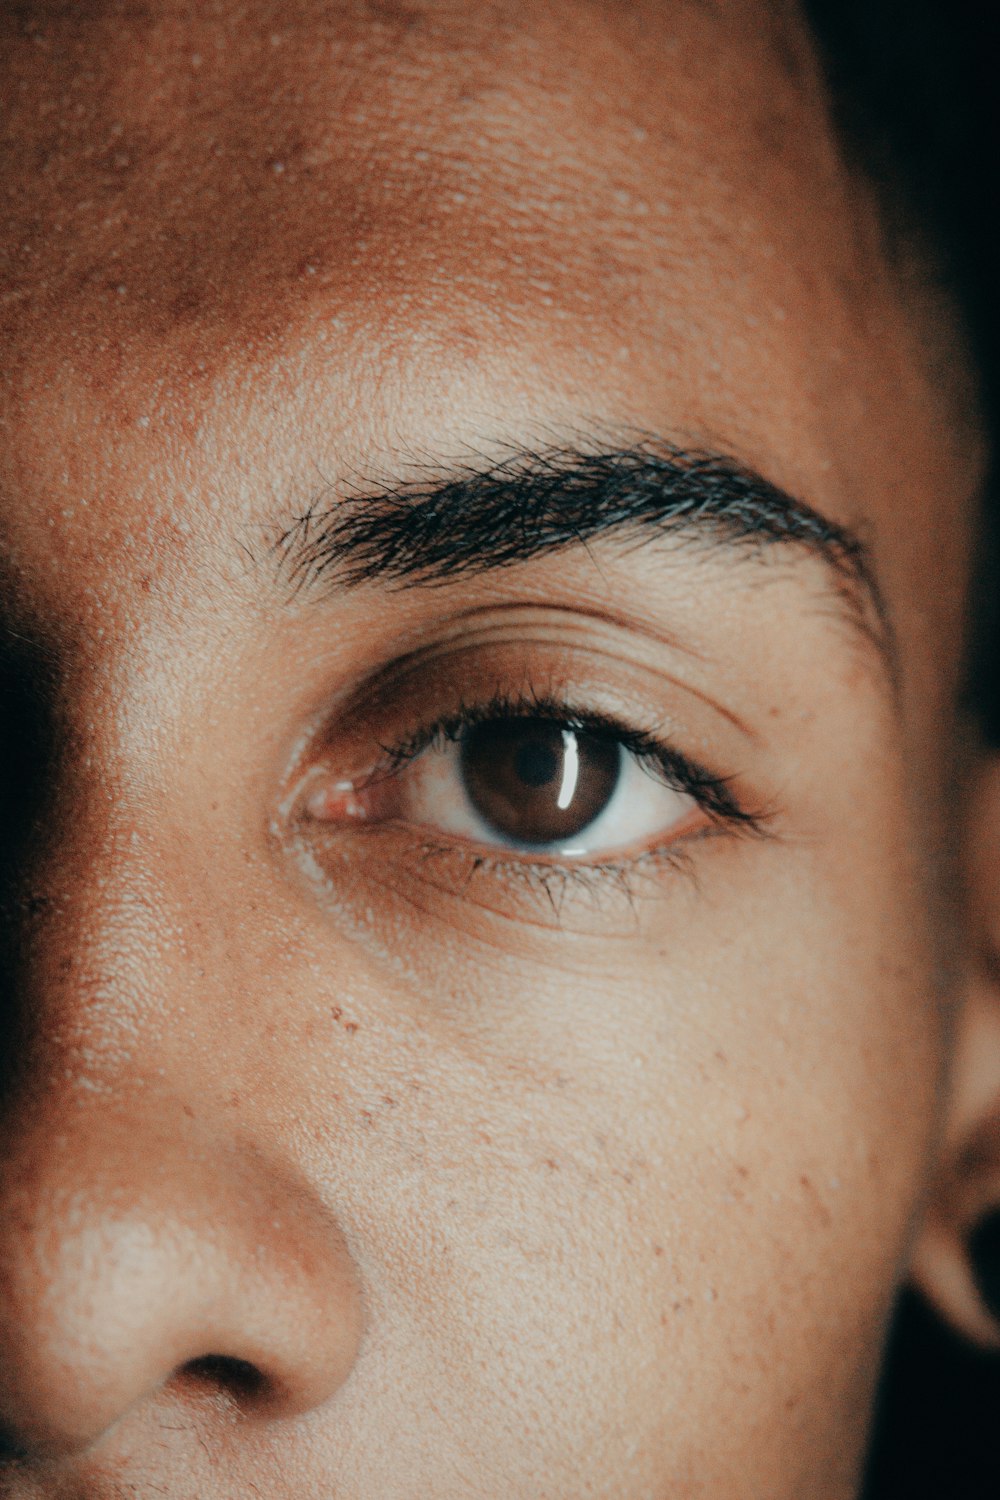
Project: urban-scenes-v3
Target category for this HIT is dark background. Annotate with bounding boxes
[865,1292,1000,1498]
[804,4,1000,1496]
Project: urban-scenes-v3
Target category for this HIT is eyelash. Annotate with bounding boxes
[360,686,767,902]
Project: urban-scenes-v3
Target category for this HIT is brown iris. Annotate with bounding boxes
[460,718,620,846]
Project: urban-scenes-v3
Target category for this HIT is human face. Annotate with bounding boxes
[0,2,986,1497]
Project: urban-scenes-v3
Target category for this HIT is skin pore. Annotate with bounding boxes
[0,2,994,1497]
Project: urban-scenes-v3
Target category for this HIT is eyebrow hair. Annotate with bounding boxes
[274,440,889,654]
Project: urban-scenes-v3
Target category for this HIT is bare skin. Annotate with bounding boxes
[0,3,997,1497]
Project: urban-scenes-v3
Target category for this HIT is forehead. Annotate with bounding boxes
[0,0,892,393]
[0,0,979,665]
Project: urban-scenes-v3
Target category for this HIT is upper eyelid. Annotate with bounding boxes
[314,602,763,748]
[379,698,666,763]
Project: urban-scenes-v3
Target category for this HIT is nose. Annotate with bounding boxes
[0,803,363,1462]
[0,1111,363,1460]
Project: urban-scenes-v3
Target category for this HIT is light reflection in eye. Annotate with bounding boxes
[556,730,579,812]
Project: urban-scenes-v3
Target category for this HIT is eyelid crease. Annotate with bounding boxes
[314,602,764,747]
[270,436,893,685]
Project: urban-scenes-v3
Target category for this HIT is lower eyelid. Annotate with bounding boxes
[289,790,752,943]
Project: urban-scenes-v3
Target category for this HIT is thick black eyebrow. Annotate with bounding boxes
[274,440,888,649]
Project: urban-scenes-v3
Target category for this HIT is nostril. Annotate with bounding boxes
[0,1427,29,1465]
[179,1354,270,1407]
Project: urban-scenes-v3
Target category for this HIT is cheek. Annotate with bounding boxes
[252,818,940,1497]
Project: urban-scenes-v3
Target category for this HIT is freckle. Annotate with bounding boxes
[544,1158,559,1171]
[183,1104,194,1118]
[653,1244,664,1257]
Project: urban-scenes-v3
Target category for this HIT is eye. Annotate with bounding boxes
[374,715,699,857]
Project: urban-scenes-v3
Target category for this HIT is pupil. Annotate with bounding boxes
[514,741,559,788]
[460,717,620,846]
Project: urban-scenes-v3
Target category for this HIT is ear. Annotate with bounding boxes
[910,755,1000,1346]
